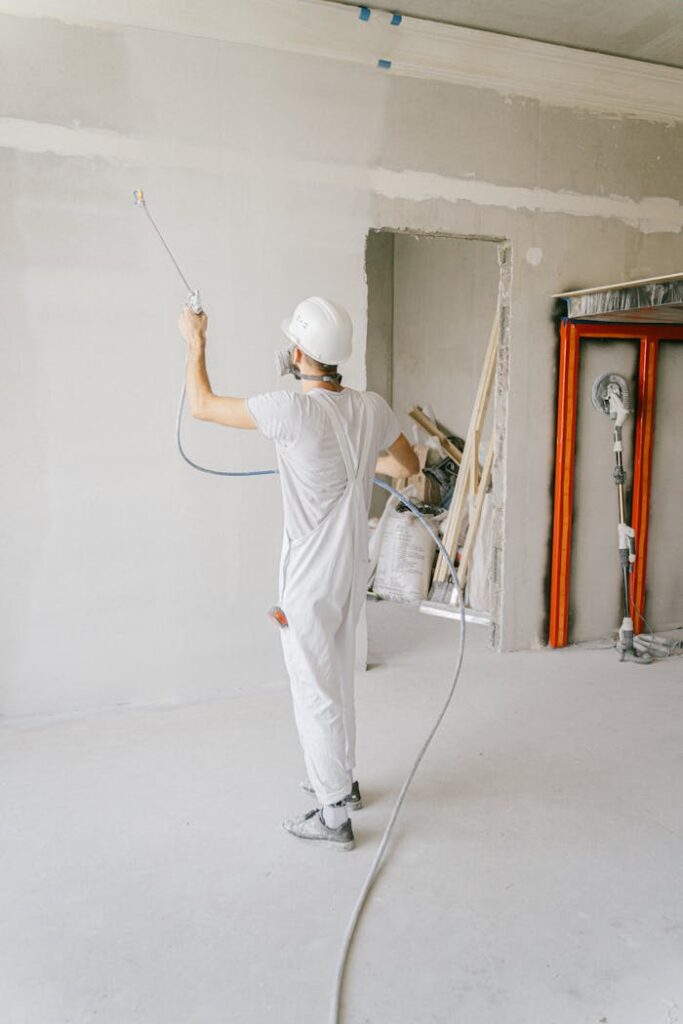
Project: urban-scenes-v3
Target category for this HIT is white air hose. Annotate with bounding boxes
[330,478,465,1024]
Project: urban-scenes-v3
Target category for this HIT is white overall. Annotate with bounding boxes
[279,390,376,805]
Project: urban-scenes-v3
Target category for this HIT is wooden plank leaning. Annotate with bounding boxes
[435,309,499,582]
[458,434,495,588]
[408,407,463,465]
[431,309,499,596]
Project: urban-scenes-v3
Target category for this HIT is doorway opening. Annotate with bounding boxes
[365,229,509,648]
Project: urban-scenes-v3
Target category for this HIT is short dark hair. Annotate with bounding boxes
[308,355,338,375]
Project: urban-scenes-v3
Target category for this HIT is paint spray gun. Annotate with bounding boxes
[133,190,203,315]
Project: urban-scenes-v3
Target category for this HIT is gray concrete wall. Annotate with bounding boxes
[391,233,500,444]
[365,230,394,405]
[647,342,683,631]
[365,229,394,518]
[365,232,500,528]
[2,11,683,715]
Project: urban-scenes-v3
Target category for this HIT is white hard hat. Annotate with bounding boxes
[281,296,352,365]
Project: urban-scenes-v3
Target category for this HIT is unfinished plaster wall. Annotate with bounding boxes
[365,230,395,518]
[365,230,394,405]
[391,233,500,443]
[2,9,682,715]
[0,14,392,717]
[647,342,683,630]
[365,230,500,524]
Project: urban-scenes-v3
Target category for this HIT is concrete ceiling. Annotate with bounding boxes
[330,0,683,68]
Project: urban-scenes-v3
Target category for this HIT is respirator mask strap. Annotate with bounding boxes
[274,342,342,384]
[296,371,343,384]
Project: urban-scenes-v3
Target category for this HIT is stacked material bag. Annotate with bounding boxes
[374,503,442,604]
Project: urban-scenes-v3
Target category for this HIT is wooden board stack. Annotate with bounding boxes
[430,308,499,604]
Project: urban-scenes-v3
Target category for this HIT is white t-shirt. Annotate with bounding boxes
[247,388,401,542]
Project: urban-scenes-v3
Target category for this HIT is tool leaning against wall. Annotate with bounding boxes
[591,373,651,664]
[132,190,468,1024]
[590,372,682,664]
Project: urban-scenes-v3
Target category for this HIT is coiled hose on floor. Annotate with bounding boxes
[175,381,467,1024]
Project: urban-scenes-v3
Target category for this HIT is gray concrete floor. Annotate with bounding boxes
[2,603,682,1024]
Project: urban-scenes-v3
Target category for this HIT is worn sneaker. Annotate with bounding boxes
[282,808,355,851]
[299,779,364,811]
[344,781,363,811]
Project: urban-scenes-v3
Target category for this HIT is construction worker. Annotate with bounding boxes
[178,297,419,851]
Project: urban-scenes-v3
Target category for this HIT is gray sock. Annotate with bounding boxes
[323,802,349,829]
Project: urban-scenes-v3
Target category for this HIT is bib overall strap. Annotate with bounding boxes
[317,392,374,487]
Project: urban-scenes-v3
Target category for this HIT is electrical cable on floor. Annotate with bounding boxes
[575,606,682,658]
[635,632,682,658]
[631,605,682,659]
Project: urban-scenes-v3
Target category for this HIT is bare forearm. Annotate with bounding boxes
[185,345,213,418]
[178,306,255,429]
[184,350,254,428]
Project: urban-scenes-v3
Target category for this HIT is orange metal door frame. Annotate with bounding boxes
[549,320,683,648]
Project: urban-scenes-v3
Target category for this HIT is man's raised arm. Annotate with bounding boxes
[178,306,256,429]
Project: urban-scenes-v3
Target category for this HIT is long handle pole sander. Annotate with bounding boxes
[592,374,651,664]
[609,412,645,661]
[612,421,632,617]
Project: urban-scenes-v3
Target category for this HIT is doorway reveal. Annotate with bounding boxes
[365,229,508,648]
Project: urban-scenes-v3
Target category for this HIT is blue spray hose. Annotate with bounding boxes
[176,382,277,477]
[175,378,467,1024]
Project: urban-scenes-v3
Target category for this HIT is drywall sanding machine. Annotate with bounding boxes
[591,372,652,664]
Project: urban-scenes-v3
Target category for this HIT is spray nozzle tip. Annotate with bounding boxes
[133,189,145,206]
